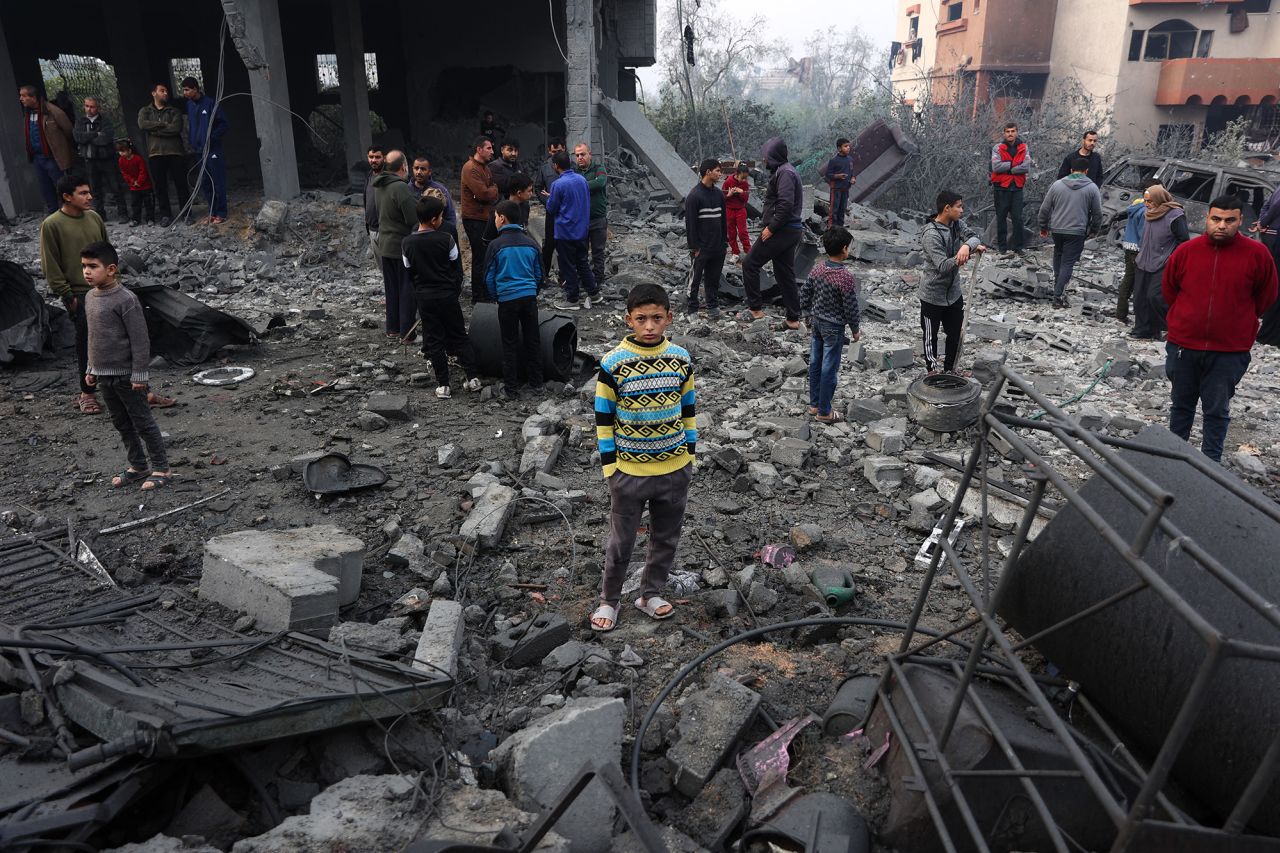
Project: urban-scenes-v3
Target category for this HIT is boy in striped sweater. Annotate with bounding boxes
[591,283,696,632]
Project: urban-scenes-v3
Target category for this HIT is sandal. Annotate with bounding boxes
[147,393,177,408]
[807,406,818,416]
[815,411,845,424]
[140,472,174,491]
[590,603,619,633]
[779,320,802,331]
[77,394,102,415]
[112,469,147,487]
[634,596,674,621]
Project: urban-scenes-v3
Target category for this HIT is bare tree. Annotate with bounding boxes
[657,0,768,107]
[799,29,878,109]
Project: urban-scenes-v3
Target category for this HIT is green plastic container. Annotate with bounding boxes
[810,566,856,606]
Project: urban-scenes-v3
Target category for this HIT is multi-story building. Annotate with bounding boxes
[891,0,1280,151]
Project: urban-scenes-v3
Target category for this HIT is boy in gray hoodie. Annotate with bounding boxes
[920,191,985,374]
[1038,157,1103,307]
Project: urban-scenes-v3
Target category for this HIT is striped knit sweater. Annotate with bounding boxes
[594,336,696,478]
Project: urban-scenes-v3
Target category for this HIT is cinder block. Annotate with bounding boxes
[667,674,762,797]
[864,299,904,322]
[365,393,412,421]
[490,613,572,667]
[460,483,516,549]
[414,600,464,681]
[520,434,564,475]
[968,319,1016,343]
[846,398,889,424]
[870,347,915,371]
[863,456,907,494]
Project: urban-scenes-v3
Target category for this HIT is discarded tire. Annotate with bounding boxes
[469,303,578,382]
[1001,425,1280,834]
[906,374,981,432]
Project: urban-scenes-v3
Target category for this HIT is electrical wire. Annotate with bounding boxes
[549,0,571,64]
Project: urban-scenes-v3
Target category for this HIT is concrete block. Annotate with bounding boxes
[667,674,761,797]
[414,600,464,680]
[863,456,907,494]
[328,617,415,656]
[253,199,289,240]
[200,527,365,636]
[490,613,572,667]
[460,483,516,549]
[438,443,463,466]
[870,347,915,371]
[770,437,813,469]
[522,413,559,439]
[231,775,421,853]
[971,347,1008,385]
[757,415,811,441]
[846,398,889,424]
[365,393,412,421]
[670,768,748,850]
[969,319,1016,342]
[491,697,626,853]
[418,786,570,851]
[866,418,908,454]
[863,298,904,322]
[747,461,781,484]
[520,433,564,475]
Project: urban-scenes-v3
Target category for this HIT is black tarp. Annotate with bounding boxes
[129,283,257,365]
[0,261,49,364]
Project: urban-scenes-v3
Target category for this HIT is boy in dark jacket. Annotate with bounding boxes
[402,196,482,400]
[800,227,860,422]
[684,158,728,316]
[722,163,751,260]
[181,77,229,223]
[484,200,545,399]
[743,137,804,328]
[819,137,856,228]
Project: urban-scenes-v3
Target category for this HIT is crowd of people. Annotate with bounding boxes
[20,83,1280,627]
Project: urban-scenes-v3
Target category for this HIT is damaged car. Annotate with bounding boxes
[1101,155,1278,236]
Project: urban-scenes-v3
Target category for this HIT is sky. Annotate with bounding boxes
[635,0,899,97]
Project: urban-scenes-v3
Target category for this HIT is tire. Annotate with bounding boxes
[906,374,981,432]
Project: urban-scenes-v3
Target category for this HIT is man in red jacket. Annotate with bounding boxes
[1162,194,1278,462]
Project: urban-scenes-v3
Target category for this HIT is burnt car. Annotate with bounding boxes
[1100,156,1277,236]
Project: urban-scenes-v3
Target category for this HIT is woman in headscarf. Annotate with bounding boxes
[1131,185,1189,340]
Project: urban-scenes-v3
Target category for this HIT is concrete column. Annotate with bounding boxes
[0,24,40,213]
[396,0,435,149]
[330,0,371,170]
[222,0,300,200]
[565,0,602,152]
[103,2,153,151]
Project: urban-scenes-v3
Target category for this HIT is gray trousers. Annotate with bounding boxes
[601,465,692,606]
[588,216,608,282]
[99,376,168,471]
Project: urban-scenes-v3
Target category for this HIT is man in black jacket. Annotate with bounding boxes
[684,158,727,317]
[73,97,128,222]
[1056,130,1104,187]
[743,137,804,328]
[363,145,384,262]
[536,137,566,284]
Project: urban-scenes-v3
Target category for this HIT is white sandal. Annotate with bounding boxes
[634,596,674,621]
[590,603,619,632]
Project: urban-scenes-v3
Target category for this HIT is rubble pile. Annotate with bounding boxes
[1,174,1278,851]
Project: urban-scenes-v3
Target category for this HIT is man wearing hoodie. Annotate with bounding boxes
[19,84,75,213]
[373,150,419,340]
[743,137,805,329]
[684,158,728,317]
[1037,158,1102,308]
[991,123,1031,255]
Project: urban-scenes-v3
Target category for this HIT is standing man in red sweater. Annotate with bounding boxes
[722,163,751,262]
[1162,195,1278,462]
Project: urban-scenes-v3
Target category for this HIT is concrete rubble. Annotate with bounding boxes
[3,171,1278,853]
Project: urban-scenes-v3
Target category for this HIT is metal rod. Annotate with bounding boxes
[98,488,232,535]
[1224,726,1280,833]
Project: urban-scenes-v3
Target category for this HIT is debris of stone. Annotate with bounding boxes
[414,599,465,680]
[667,674,762,797]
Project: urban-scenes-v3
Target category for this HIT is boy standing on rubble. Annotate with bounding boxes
[591,283,696,633]
[800,227,860,423]
[402,196,483,400]
[920,191,985,375]
[484,199,545,400]
[819,137,857,228]
[722,163,751,261]
[81,240,172,491]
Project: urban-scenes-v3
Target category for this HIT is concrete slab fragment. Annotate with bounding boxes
[667,674,762,797]
[460,483,517,549]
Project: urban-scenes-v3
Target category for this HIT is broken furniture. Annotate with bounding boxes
[867,365,1280,850]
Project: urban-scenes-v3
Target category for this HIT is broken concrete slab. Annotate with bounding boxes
[413,599,464,680]
[863,456,907,494]
[253,199,289,240]
[600,96,695,201]
[670,767,749,851]
[415,784,571,851]
[365,392,412,421]
[459,482,517,548]
[491,613,572,667]
[328,617,416,656]
[770,437,813,469]
[231,775,420,853]
[491,697,626,853]
[667,674,762,797]
[520,433,565,475]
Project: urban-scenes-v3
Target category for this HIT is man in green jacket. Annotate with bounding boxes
[41,174,108,413]
[574,143,608,283]
[137,83,190,227]
[373,150,419,340]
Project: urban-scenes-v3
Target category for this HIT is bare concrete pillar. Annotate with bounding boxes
[331,0,371,171]
[221,0,301,200]
[565,0,603,153]
[103,1,153,151]
[0,23,40,213]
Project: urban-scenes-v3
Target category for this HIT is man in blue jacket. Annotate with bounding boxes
[485,200,545,398]
[181,77,229,223]
[545,150,599,309]
[743,137,805,329]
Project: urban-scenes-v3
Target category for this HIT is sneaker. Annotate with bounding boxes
[686,302,700,316]
[463,377,482,392]
[555,301,581,311]
[129,219,140,228]
[159,216,172,228]
[708,306,722,318]
[209,216,225,225]
[435,385,451,399]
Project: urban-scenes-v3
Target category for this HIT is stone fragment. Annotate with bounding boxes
[747,582,778,613]
[866,417,907,454]
[354,411,387,432]
[460,483,517,548]
[490,614,572,667]
[386,533,425,570]
[789,523,824,550]
[747,461,780,484]
[438,444,463,466]
[667,674,762,797]
[328,617,415,655]
[253,200,289,240]
[863,456,907,494]
[365,393,412,421]
[230,775,420,853]
[846,398,889,424]
[770,437,813,468]
[491,698,626,853]
[418,786,570,851]
[414,599,464,680]
[670,768,749,851]
[520,434,564,475]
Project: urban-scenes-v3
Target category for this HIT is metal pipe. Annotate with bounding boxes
[1224,727,1280,833]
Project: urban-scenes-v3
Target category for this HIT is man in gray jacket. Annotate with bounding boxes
[920,190,984,374]
[1038,157,1103,308]
[73,97,128,222]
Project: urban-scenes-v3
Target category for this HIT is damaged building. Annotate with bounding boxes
[0,0,658,213]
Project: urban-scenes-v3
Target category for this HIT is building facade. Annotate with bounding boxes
[892,0,1279,151]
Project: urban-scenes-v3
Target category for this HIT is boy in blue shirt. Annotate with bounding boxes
[819,137,856,228]
[484,200,545,399]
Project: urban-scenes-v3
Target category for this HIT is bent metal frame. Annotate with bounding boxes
[872,365,1280,852]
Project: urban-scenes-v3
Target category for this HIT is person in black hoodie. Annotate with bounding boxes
[1056,130,1104,187]
[743,137,805,329]
[684,158,728,316]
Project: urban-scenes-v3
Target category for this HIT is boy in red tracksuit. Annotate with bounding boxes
[116,139,155,227]
[722,163,751,261]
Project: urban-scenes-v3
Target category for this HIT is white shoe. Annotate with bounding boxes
[555,301,581,311]
[464,377,482,392]
[583,295,594,310]
[730,254,739,264]
[435,385,451,399]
